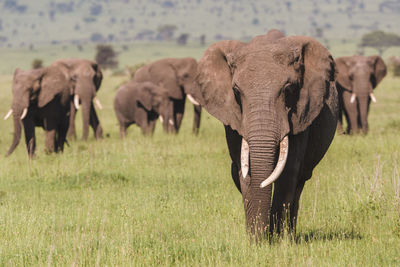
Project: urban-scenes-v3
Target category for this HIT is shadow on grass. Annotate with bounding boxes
[296,228,362,243]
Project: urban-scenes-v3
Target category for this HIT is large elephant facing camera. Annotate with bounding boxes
[132,57,202,134]
[4,66,72,157]
[51,59,104,140]
[336,55,387,134]
[114,81,173,137]
[191,30,338,239]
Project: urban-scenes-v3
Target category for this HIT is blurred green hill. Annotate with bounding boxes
[0,0,399,48]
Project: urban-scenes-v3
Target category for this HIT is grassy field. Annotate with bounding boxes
[0,45,400,265]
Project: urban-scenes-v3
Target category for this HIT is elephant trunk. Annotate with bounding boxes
[81,100,91,140]
[243,101,282,238]
[7,109,24,156]
[353,75,373,134]
[358,95,370,134]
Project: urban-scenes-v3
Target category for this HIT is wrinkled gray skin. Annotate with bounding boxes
[336,55,387,134]
[132,57,201,134]
[114,81,173,137]
[191,30,338,240]
[52,59,103,140]
[7,66,72,157]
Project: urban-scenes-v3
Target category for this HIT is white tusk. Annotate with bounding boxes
[4,109,13,120]
[187,94,200,106]
[241,138,249,179]
[159,115,164,123]
[74,94,80,110]
[260,136,289,188]
[369,93,377,103]
[94,96,103,110]
[350,93,356,103]
[20,108,28,120]
[168,118,174,126]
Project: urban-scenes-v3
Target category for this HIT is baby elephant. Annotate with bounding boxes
[114,81,173,137]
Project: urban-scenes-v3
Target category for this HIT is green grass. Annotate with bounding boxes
[0,52,400,266]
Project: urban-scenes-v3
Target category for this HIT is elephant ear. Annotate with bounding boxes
[369,55,387,88]
[288,36,337,135]
[194,40,245,134]
[149,61,183,99]
[136,82,156,111]
[92,62,103,90]
[38,66,69,108]
[335,57,352,90]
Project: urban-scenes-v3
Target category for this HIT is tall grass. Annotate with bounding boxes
[0,53,399,266]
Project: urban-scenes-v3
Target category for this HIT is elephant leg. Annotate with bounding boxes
[44,128,56,154]
[141,120,152,136]
[270,131,309,236]
[224,125,243,193]
[342,90,359,134]
[57,115,69,153]
[289,180,305,232]
[336,90,344,134]
[67,102,77,140]
[173,98,186,133]
[23,119,36,158]
[120,125,127,138]
[148,119,157,135]
[231,163,241,193]
[192,105,202,135]
[90,104,103,139]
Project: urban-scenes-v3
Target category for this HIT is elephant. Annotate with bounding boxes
[336,55,387,134]
[51,59,104,140]
[132,57,202,134]
[190,31,338,239]
[4,66,72,157]
[114,81,173,137]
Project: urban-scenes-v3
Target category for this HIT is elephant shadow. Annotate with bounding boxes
[296,228,363,243]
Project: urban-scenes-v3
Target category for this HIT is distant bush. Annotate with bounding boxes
[90,4,102,16]
[32,59,43,69]
[83,17,97,23]
[95,44,118,69]
[387,56,400,77]
[161,1,174,8]
[91,33,105,43]
[157,24,177,41]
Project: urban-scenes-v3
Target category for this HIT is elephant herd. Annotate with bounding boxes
[3,29,388,240]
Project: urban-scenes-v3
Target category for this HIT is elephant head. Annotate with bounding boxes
[134,81,173,129]
[336,55,387,133]
[53,59,103,140]
[6,66,70,156]
[193,35,336,236]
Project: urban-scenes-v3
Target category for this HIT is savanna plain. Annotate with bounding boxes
[0,43,400,266]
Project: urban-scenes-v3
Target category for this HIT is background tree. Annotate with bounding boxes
[200,34,206,46]
[360,30,400,55]
[95,44,118,69]
[31,59,43,69]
